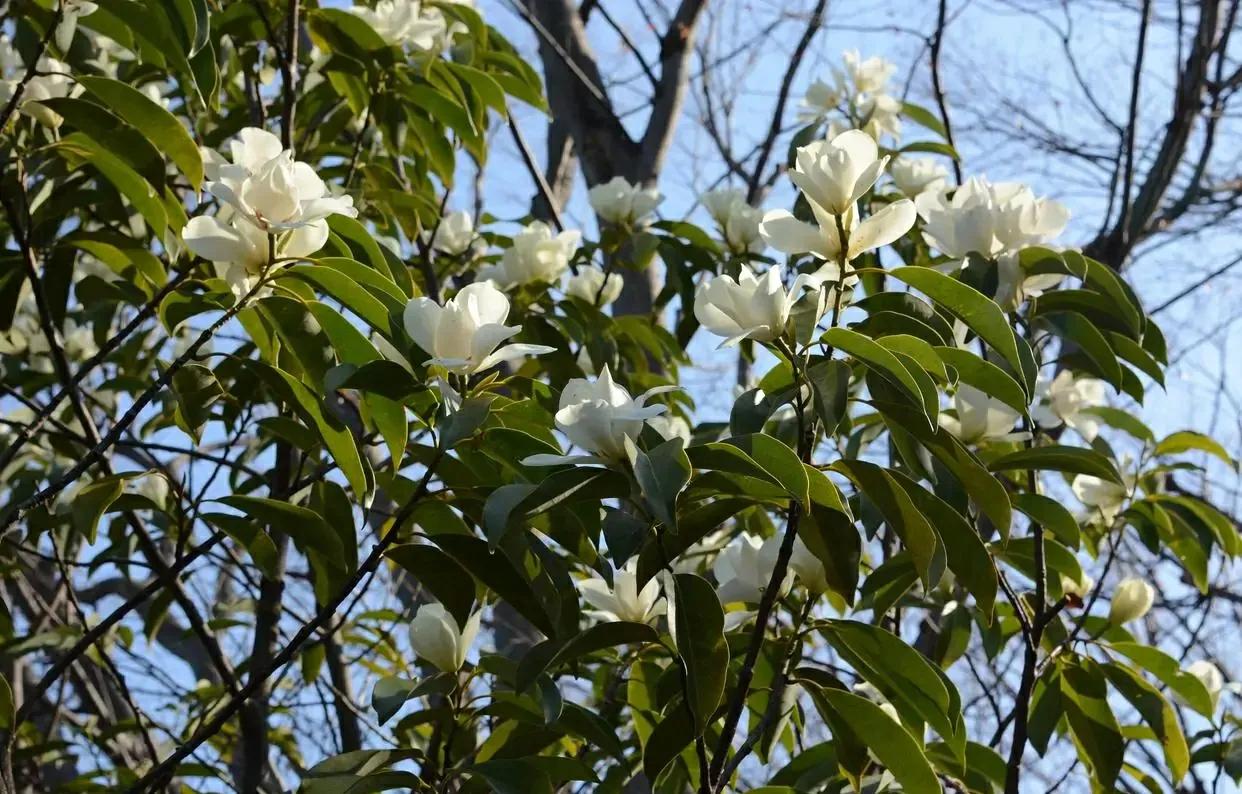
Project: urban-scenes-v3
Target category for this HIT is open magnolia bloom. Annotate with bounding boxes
[714,532,792,605]
[889,156,948,198]
[56,0,98,52]
[2,47,79,128]
[1031,370,1106,440]
[838,49,897,96]
[937,384,1028,444]
[916,176,1070,262]
[700,188,765,253]
[577,559,665,625]
[350,0,448,50]
[1072,471,1130,524]
[694,264,826,347]
[789,536,831,593]
[760,198,915,264]
[588,176,661,226]
[184,207,328,295]
[995,252,1065,308]
[478,221,580,288]
[409,602,481,673]
[788,130,890,216]
[798,77,844,123]
[201,127,356,236]
[402,281,556,375]
[522,365,676,466]
[427,210,477,256]
[565,264,624,307]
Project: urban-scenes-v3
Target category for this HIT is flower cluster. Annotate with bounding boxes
[799,50,902,141]
[350,0,475,52]
[1,36,78,129]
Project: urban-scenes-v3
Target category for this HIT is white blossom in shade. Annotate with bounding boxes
[427,210,477,256]
[888,157,948,198]
[1059,573,1094,600]
[55,0,98,53]
[937,384,1028,444]
[565,264,623,307]
[140,81,170,110]
[588,176,661,226]
[995,252,1065,309]
[694,265,803,347]
[1108,577,1155,625]
[1031,370,1106,440]
[760,199,915,264]
[648,414,692,446]
[713,532,792,605]
[127,472,170,509]
[350,0,447,50]
[577,559,665,624]
[409,602,481,672]
[478,222,580,288]
[797,76,844,123]
[201,127,356,236]
[12,56,79,128]
[1185,661,1225,710]
[402,282,555,375]
[700,188,765,254]
[1072,472,1129,524]
[788,130,889,216]
[838,49,896,96]
[789,536,830,593]
[522,365,677,466]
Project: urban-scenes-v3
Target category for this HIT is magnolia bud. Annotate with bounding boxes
[1186,660,1224,710]
[409,603,480,673]
[1108,577,1154,624]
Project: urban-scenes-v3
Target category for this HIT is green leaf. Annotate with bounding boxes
[818,689,942,794]
[822,327,938,428]
[0,672,13,730]
[1102,662,1189,783]
[798,501,861,605]
[288,261,400,336]
[723,434,810,507]
[72,477,126,544]
[516,622,659,692]
[888,266,1035,395]
[1107,642,1215,718]
[641,704,694,783]
[832,460,945,588]
[1155,430,1236,469]
[807,358,852,434]
[77,75,203,189]
[432,535,557,637]
[633,438,692,530]
[53,133,167,238]
[988,445,1123,484]
[934,346,1028,415]
[669,573,728,731]
[219,496,347,573]
[820,620,966,760]
[1044,311,1124,390]
[171,362,223,441]
[1061,658,1124,788]
[901,101,948,138]
[1014,493,1081,548]
[385,544,475,628]
[371,674,455,725]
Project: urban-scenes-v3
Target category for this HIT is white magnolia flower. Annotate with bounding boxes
[855,91,902,140]
[427,210,477,256]
[1059,573,1094,599]
[577,559,665,624]
[1031,371,1105,440]
[184,208,327,294]
[916,177,1069,261]
[565,264,623,307]
[522,365,675,466]
[789,536,830,593]
[479,222,580,288]
[995,252,1065,308]
[889,157,948,198]
[1185,660,1225,710]
[409,602,481,672]
[1108,577,1154,624]
[350,0,447,49]
[937,385,1027,444]
[648,414,692,446]
[55,0,99,52]
[201,127,356,236]
[838,49,896,96]
[797,76,844,123]
[6,54,78,128]
[714,532,792,605]
[789,130,889,216]
[694,264,821,347]
[588,176,661,226]
[402,282,555,375]
[1072,472,1129,524]
[760,199,915,264]
[701,189,766,254]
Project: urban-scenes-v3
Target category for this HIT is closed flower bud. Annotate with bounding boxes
[588,176,661,226]
[789,536,830,593]
[409,602,481,673]
[1185,660,1224,710]
[1108,577,1155,624]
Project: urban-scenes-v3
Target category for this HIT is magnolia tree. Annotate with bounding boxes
[0,3,1238,794]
